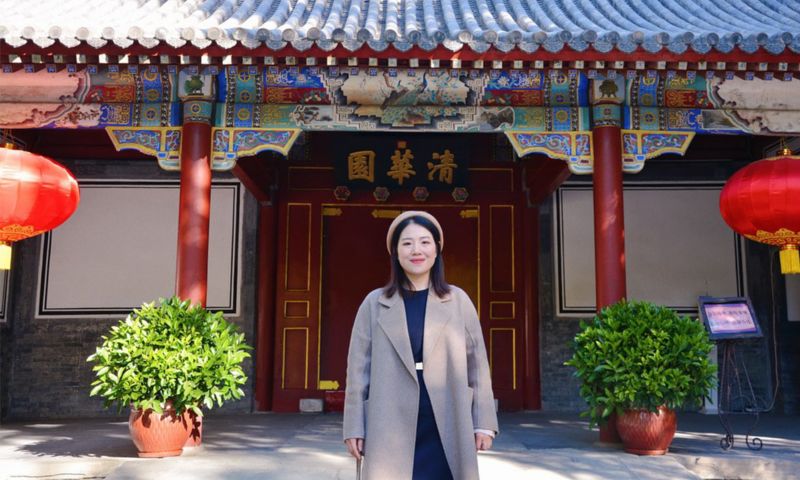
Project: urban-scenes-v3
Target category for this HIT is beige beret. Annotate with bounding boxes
[385,210,444,254]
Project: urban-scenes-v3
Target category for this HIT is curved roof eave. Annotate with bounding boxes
[1,0,799,57]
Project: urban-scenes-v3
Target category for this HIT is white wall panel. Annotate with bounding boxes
[555,183,745,315]
[36,180,242,317]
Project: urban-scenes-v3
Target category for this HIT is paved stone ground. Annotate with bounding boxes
[1,412,798,479]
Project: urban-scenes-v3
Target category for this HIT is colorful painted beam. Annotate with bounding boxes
[1,67,799,135]
[213,66,794,134]
[215,104,590,132]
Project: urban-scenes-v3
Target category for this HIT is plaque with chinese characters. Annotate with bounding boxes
[333,133,471,190]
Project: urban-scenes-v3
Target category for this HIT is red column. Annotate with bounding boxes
[591,125,627,309]
[255,203,278,410]
[522,203,541,410]
[176,120,212,305]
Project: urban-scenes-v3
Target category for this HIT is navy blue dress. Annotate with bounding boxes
[403,289,454,480]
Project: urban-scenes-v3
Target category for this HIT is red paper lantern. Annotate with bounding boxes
[720,149,800,274]
[0,145,80,269]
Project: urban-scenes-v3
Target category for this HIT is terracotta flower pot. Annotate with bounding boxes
[185,409,203,447]
[598,411,622,444]
[128,404,191,458]
[616,406,677,455]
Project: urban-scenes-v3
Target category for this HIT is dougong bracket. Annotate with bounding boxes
[622,130,695,173]
[105,127,182,170]
[506,131,594,174]
[106,127,302,171]
[506,130,695,174]
[211,128,301,170]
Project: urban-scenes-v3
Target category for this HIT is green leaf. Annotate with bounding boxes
[565,299,715,415]
[89,384,104,397]
[85,295,252,415]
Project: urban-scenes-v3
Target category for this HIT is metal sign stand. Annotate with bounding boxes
[717,339,764,451]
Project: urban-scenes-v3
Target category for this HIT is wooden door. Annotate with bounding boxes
[319,206,480,391]
[270,166,532,411]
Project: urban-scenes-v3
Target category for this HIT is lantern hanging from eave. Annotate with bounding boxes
[0,144,80,270]
[720,148,800,274]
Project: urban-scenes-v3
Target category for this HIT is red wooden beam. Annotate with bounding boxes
[232,162,271,204]
[522,155,572,206]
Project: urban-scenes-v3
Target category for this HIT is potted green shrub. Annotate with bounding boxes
[87,297,251,457]
[566,299,716,455]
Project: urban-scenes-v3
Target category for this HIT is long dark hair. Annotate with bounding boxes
[383,215,451,298]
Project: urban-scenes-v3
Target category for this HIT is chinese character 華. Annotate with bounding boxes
[387,141,416,185]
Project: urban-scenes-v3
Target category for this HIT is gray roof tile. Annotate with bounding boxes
[1,0,799,55]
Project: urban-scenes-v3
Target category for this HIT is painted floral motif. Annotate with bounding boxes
[575,134,591,156]
[113,129,161,150]
[642,134,690,153]
[99,104,132,126]
[214,129,230,153]
[482,90,543,106]
[265,67,325,88]
[517,133,572,155]
[370,106,461,127]
[165,130,181,152]
[623,133,638,154]
[234,130,292,150]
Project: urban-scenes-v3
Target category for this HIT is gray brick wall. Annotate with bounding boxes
[739,242,800,415]
[537,196,587,412]
[0,159,258,420]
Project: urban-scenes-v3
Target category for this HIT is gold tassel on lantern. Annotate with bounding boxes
[780,245,800,275]
[0,241,10,270]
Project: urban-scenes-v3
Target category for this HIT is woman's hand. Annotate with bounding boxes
[345,437,364,460]
[475,432,493,451]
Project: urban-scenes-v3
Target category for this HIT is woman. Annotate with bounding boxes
[343,210,498,480]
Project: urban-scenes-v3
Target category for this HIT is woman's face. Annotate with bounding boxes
[396,222,438,281]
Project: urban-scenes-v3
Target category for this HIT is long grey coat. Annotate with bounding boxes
[343,286,498,480]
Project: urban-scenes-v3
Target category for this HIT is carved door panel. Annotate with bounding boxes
[272,202,321,412]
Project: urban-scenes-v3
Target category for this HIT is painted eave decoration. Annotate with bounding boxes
[1,0,799,56]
